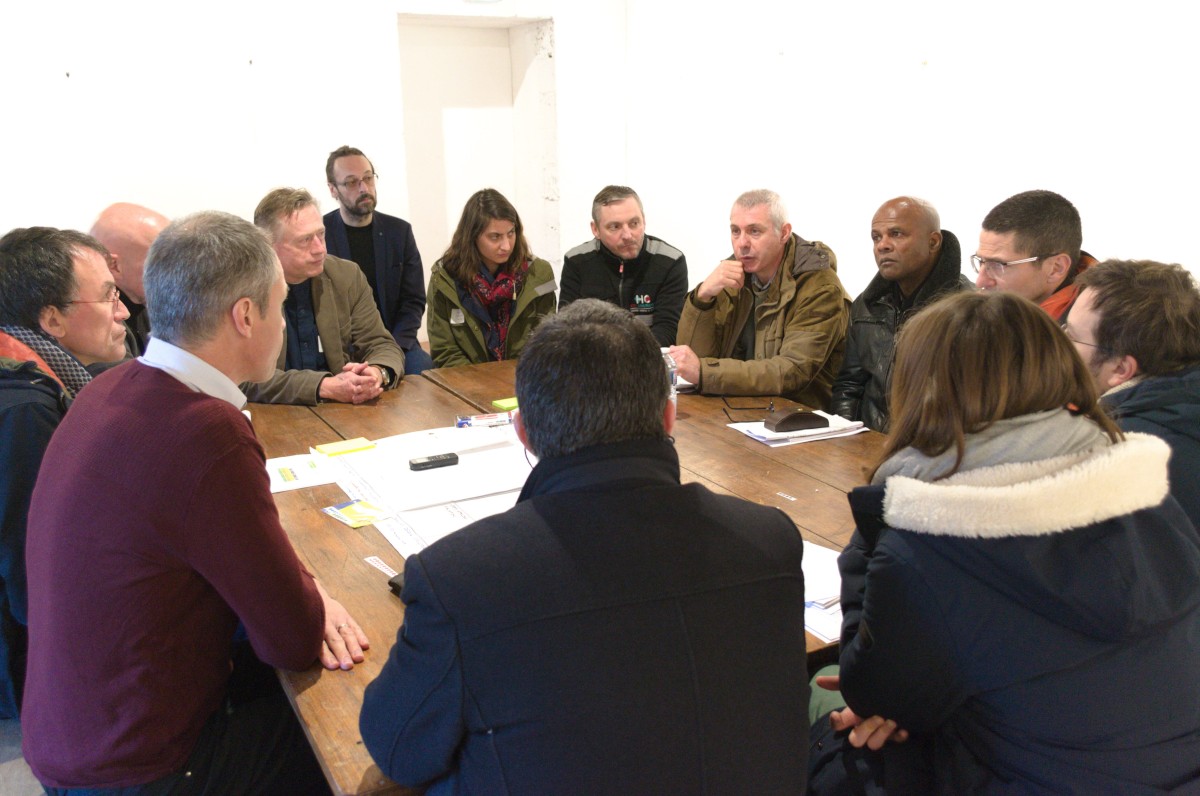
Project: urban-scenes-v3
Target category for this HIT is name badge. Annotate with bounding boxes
[450,309,465,326]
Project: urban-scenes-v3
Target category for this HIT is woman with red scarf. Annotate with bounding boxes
[427,189,557,368]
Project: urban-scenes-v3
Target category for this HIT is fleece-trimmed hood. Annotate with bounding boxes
[872,434,1200,642]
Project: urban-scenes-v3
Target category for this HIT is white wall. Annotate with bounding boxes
[1,0,1195,307]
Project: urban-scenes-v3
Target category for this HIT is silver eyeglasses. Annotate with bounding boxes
[969,254,1044,278]
[334,172,378,191]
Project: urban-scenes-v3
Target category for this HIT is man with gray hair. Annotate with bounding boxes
[89,202,170,356]
[245,187,405,405]
[362,298,811,793]
[671,189,850,408]
[22,212,368,793]
[558,185,688,346]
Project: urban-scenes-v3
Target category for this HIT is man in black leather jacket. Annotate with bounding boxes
[831,197,972,431]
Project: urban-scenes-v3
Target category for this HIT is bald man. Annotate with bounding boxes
[830,197,971,432]
[90,203,170,356]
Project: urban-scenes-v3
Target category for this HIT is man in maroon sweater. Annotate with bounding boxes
[21,211,368,794]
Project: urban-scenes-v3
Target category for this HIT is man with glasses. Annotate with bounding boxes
[89,203,170,357]
[324,146,431,374]
[0,227,128,719]
[1063,259,1200,524]
[22,212,367,794]
[973,189,1098,320]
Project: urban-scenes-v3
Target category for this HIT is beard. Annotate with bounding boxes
[341,191,376,219]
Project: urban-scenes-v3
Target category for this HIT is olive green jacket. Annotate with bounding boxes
[676,235,850,409]
[242,255,406,405]
[427,258,557,368]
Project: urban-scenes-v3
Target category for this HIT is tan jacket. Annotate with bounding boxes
[242,255,406,405]
[677,235,850,409]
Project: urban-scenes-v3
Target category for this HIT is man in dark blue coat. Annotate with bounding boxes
[361,299,811,794]
[324,145,431,373]
[1064,258,1200,524]
[0,227,129,718]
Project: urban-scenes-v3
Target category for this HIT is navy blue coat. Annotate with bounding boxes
[324,209,426,351]
[0,357,68,718]
[361,438,811,795]
[1105,364,1200,527]
[837,434,1200,794]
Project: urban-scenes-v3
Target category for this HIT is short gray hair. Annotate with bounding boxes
[734,189,789,232]
[516,299,669,459]
[145,211,279,345]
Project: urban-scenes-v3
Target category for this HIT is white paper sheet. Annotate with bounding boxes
[265,453,340,493]
[728,411,868,447]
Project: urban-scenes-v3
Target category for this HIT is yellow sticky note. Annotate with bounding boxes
[492,397,518,411]
[314,437,376,456]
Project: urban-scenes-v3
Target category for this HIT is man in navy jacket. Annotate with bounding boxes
[361,299,811,794]
[1065,258,1200,525]
[324,145,431,373]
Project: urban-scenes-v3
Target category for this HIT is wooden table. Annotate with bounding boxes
[424,360,887,549]
[254,365,885,795]
[251,402,417,796]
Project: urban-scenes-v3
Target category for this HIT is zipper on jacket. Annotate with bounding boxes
[619,261,625,310]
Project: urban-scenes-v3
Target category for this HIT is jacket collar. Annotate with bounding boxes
[860,229,964,305]
[596,236,650,270]
[518,437,680,502]
[872,433,1170,539]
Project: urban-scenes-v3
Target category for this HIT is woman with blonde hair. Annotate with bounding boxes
[427,189,556,367]
[811,290,1200,793]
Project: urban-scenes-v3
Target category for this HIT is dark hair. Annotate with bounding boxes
[516,298,669,459]
[441,189,532,289]
[982,189,1083,272]
[0,227,110,328]
[1075,259,1200,377]
[876,291,1120,479]
[254,187,319,241]
[146,211,279,345]
[591,185,642,224]
[325,145,373,184]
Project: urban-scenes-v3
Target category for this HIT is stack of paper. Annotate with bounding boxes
[728,411,867,447]
[802,540,844,644]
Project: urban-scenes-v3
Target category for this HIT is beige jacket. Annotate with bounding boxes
[677,235,850,409]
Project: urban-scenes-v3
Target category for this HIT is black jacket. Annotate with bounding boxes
[830,230,970,431]
[559,235,688,347]
[361,438,810,794]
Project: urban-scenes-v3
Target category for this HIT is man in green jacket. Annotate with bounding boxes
[670,190,850,409]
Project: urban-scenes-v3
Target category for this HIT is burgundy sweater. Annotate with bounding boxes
[21,362,324,788]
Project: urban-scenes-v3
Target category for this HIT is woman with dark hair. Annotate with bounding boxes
[810,291,1200,794]
[427,189,556,367]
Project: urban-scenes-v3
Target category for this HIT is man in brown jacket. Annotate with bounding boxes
[243,188,405,405]
[670,190,850,409]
